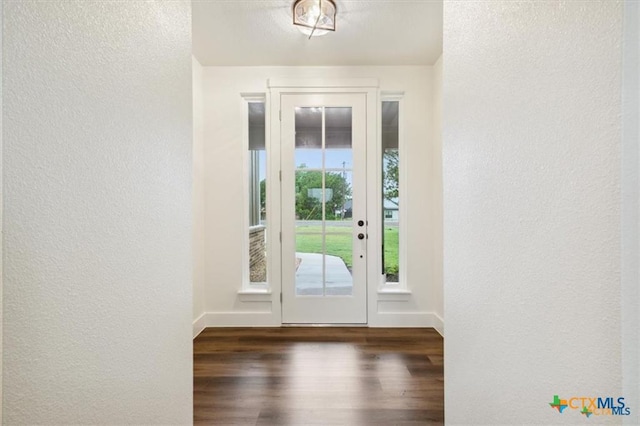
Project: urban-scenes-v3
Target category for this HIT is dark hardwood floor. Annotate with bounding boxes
[193,327,444,425]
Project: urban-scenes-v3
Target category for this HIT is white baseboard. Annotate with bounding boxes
[193,311,444,337]
[370,311,444,333]
[193,312,206,339]
[432,312,444,337]
[195,311,280,332]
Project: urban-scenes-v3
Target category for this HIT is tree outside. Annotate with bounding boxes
[383,149,398,207]
[293,166,351,220]
[383,149,399,282]
[260,168,351,220]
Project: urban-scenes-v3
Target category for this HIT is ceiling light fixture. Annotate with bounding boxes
[292,0,337,39]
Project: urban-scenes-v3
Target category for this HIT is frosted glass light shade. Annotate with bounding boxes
[293,0,336,37]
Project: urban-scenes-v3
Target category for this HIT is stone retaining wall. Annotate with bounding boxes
[249,225,266,282]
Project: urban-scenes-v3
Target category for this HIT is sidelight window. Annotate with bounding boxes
[382,100,400,284]
[245,98,268,288]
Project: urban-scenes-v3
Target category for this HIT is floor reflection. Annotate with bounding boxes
[193,327,444,425]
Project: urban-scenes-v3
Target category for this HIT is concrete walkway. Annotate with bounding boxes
[295,252,353,296]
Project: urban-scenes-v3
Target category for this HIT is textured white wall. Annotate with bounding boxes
[193,56,206,336]
[0,1,3,419]
[430,56,443,331]
[3,2,193,424]
[444,1,624,424]
[199,66,441,327]
[622,1,640,424]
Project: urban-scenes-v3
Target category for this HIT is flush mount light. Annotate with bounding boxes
[293,0,337,38]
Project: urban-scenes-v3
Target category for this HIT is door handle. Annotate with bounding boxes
[357,233,365,240]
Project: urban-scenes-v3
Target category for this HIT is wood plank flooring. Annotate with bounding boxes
[194,327,444,425]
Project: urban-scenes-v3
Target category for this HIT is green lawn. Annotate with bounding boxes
[382,227,399,275]
[295,225,399,275]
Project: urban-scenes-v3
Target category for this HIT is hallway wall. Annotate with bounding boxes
[444,1,626,424]
[193,56,206,336]
[430,56,444,330]
[622,1,640,423]
[195,65,443,329]
[2,2,193,423]
[0,2,3,419]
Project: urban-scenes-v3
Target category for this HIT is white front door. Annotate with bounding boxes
[281,93,368,324]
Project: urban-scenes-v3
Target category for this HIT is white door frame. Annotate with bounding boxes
[267,79,379,325]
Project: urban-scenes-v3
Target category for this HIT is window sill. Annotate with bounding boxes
[377,287,412,301]
[238,287,272,302]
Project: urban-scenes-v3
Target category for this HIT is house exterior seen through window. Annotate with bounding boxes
[248,101,267,284]
[382,101,400,283]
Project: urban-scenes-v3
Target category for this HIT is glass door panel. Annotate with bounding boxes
[294,107,354,297]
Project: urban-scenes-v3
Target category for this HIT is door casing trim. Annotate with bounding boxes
[269,81,380,326]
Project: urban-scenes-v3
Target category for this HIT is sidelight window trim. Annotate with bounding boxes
[378,92,409,295]
[240,93,271,296]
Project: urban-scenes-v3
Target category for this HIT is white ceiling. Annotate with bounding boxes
[192,0,443,66]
